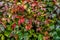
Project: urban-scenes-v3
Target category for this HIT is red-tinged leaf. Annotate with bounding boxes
[18,19,21,26]
[12,14,17,20]
[44,19,50,24]
[22,0,25,2]
[43,36,50,40]
[44,31,48,36]
[38,12,41,16]
[33,14,37,17]
[31,1,38,7]
[36,27,42,32]
[0,2,3,6]
[53,0,57,3]
[11,4,18,13]
[11,23,16,30]
[11,7,17,13]
[14,0,17,3]
[20,6,25,12]
[41,8,46,11]
[26,0,30,2]
[22,0,30,2]
[17,5,20,11]
[53,0,57,4]
[17,5,25,12]
[18,18,25,26]
[16,16,21,19]
[14,34,18,40]
[20,18,25,23]
[29,19,32,24]
[25,24,32,30]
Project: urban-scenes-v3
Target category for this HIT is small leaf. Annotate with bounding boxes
[4,30,11,37]
[38,34,43,40]
[1,35,5,40]
[23,33,29,40]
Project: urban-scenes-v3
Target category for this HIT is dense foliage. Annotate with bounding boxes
[0,0,60,40]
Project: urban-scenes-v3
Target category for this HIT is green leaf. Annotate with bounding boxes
[50,24,55,30]
[4,30,11,37]
[38,34,43,40]
[7,25,12,31]
[23,33,29,40]
[0,34,2,37]
[0,12,2,15]
[18,31,23,40]
[1,35,5,40]
[57,31,60,37]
